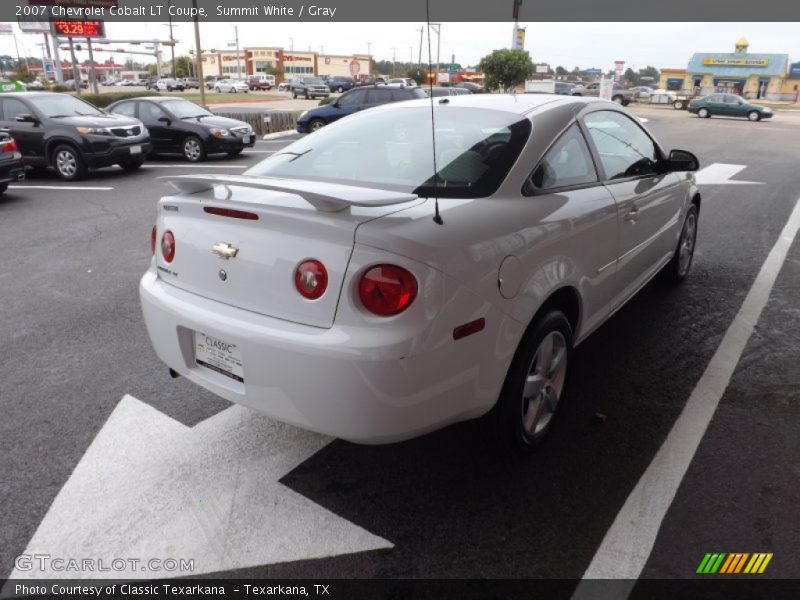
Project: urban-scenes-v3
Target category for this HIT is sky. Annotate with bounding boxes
[2,21,799,71]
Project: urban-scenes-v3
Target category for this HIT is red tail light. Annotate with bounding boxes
[150,225,156,255]
[358,264,418,316]
[161,230,175,263]
[295,260,328,299]
[1,139,18,153]
[203,206,259,220]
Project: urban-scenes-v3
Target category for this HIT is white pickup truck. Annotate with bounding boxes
[570,82,634,105]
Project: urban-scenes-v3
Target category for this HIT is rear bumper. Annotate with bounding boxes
[0,158,25,184]
[139,256,520,443]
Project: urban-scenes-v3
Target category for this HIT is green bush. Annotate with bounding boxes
[78,91,161,108]
[50,84,69,92]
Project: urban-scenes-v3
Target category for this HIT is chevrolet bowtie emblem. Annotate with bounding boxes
[211,242,239,260]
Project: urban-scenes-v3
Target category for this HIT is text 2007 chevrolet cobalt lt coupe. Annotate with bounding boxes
[140,95,700,451]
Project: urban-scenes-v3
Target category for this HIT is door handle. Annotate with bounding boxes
[624,207,639,222]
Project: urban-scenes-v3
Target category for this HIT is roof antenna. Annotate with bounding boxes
[425,0,444,225]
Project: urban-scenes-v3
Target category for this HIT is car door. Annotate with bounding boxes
[582,109,684,309]
[704,94,726,115]
[138,101,175,153]
[332,88,369,121]
[0,97,46,163]
[725,94,746,117]
[522,122,619,335]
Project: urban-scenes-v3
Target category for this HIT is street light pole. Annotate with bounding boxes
[235,26,241,79]
[192,0,205,107]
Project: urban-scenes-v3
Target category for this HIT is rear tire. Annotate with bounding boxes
[52,144,87,181]
[337,85,344,93]
[0,182,8,194]
[486,310,573,453]
[673,100,684,110]
[665,205,699,283]
[612,95,624,104]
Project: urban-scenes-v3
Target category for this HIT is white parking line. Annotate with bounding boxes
[9,185,114,191]
[242,150,276,154]
[142,164,247,169]
[574,196,800,589]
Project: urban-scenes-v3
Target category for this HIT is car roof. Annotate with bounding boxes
[370,93,611,116]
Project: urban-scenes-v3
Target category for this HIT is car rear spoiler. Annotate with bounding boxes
[160,174,418,213]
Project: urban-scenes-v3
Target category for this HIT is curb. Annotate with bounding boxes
[262,130,298,140]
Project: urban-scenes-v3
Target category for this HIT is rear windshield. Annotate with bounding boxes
[246,106,531,199]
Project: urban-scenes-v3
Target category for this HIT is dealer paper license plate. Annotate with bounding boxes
[130,145,142,154]
[194,332,244,383]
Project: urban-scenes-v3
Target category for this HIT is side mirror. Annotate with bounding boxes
[15,113,38,124]
[157,116,171,125]
[667,149,699,172]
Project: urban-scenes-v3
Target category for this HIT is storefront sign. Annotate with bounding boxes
[789,62,800,77]
[702,57,769,67]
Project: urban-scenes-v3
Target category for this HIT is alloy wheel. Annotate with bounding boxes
[521,331,568,438]
[56,150,77,178]
[677,211,697,277]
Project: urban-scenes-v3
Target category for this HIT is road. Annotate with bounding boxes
[0,107,798,591]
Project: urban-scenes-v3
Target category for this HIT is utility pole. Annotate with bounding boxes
[391,47,396,77]
[167,0,176,77]
[192,0,205,107]
[418,26,423,66]
[234,26,241,79]
[68,38,81,96]
[87,39,99,94]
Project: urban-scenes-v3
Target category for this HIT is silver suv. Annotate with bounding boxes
[291,77,330,99]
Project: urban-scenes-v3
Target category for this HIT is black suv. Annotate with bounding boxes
[291,77,330,99]
[296,84,426,133]
[0,92,151,180]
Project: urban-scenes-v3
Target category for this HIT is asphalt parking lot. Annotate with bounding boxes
[1,106,798,590]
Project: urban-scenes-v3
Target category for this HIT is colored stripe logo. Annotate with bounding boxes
[697,552,773,574]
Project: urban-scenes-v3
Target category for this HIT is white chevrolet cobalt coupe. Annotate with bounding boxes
[140,94,700,451]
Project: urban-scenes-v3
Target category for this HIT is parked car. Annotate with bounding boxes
[296,84,426,132]
[247,74,276,90]
[156,78,185,92]
[0,92,151,180]
[26,79,44,91]
[456,82,483,93]
[277,78,295,92]
[181,78,200,90]
[571,82,634,105]
[388,78,418,87]
[630,86,655,100]
[0,131,25,194]
[291,77,330,99]
[688,93,773,121]
[108,96,255,161]
[145,77,160,90]
[358,76,388,86]
[327,76,356,93]
[141,95,701,450]
[115,79,135,87]
[101,77,117,86]
[554,82,575,95]
[63,79,88,90]
[421,86,471,97]
[214,79,250,93]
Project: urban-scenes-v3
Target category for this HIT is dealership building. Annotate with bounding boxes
[660,37,800,101]
[200,48,372,82]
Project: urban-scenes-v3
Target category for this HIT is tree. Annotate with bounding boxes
[623,68,638,86]
[405,66,427,85]
[174,55,195,78]
[11,68,35,83]
[639,65,659,81]
[147,64,158,76]
[479,48,533,92]
[555,66,568,76]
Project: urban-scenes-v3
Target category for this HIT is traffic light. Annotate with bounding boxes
[75,44,82,51]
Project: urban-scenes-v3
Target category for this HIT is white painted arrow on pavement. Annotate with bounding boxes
[694,163,763,185]
[10,395,392,580]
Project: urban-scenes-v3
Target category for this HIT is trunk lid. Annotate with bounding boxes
[155,176,420,329]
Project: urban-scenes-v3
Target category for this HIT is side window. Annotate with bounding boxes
[365,88,392,104]
[337,89,366,107]
[111,102,136,118]
[583,110,659,180]
[527,123,598,192]
[139,102,166,123]
[2,98,30,121]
